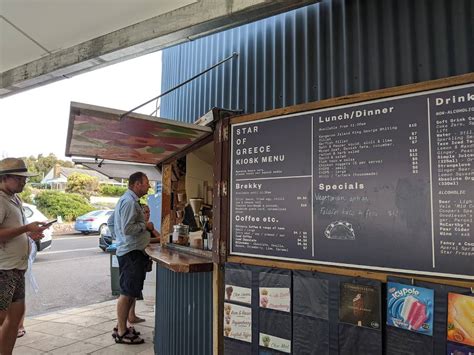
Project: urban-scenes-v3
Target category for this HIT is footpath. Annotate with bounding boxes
[14,299,155,354]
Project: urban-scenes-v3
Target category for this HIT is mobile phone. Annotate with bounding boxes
[43,219,57,227]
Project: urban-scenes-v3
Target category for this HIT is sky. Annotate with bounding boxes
[0,51,162,160]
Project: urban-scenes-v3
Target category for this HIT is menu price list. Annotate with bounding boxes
[230,83,473,278]
[430,87,474,274]
[231,116,313,258]
[232,178,312,258]
[313,96,434,270]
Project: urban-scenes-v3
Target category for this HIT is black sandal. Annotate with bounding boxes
[113,328,145,345]
[112,326,140,337]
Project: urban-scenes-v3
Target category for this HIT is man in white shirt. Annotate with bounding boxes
[0,158,48,355]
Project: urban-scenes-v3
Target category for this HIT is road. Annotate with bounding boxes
[25,233,115,317]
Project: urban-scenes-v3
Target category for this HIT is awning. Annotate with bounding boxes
[73,158,161,181]
[65,102,212,165]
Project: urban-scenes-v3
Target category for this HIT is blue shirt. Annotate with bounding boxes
[113,189,150,257]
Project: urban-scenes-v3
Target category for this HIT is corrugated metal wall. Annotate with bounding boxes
[160,0,473,123]
[155,265,213,355]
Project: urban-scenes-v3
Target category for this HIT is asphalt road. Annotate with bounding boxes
[25,233,116,317]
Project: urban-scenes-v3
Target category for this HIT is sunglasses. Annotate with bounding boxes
[7,175,28,182]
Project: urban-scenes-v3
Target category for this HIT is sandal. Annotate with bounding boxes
[17,328,26,338]
[112,326,140,337]
[113,328,145,345]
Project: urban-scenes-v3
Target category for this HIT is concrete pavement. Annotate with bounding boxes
[14,299,155,354]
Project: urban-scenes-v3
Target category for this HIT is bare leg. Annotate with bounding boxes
[0,300,25,355]
[17,312,25,337]
[116,295,133,336]
[0,310,6,327]
[128,298,136,323]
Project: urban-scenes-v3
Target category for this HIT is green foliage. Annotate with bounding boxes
[18,185,34,204]
[35,191,94,221]
[66,173,99,198]
[139,188,155,205]
[30,183,51,190]
[22,154,73,184]
[99,185,127,197]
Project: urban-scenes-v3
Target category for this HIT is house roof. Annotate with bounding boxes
[59,167,119,183]
[73,159,161,181]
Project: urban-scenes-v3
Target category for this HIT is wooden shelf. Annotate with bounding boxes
[146,244,213,273]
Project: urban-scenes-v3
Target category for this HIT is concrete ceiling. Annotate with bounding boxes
[0,0,316,98]
[0,0,196,72]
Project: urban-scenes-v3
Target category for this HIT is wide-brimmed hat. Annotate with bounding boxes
[0,158,38,177]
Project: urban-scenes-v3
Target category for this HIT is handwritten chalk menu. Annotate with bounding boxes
[230,83,474,279]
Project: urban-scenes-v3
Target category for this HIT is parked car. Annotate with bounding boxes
[23,203,53,252]
[99,224,114,251]
[74,210,113,235]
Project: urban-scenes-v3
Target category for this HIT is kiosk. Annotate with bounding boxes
[66,73,473,354]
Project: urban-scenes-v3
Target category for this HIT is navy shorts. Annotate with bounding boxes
[117,250,148,298]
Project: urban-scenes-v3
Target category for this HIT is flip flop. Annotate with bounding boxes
[128,317,146,324]
[113,328,144,345]
[17,329,26,338]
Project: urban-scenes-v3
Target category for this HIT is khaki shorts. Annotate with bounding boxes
[0,269,26,311]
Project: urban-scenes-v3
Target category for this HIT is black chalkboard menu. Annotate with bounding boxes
[230,83,474,279]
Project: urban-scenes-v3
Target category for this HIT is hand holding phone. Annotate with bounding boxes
[42,219,57,227]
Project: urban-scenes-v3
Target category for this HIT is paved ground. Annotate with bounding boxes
[15,299,155,354]
[27,233,115,316]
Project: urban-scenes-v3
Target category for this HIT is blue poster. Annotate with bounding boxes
[386,282,434,336]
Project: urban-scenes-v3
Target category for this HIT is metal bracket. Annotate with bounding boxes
[217,181,228,197]
[219,125,229,143]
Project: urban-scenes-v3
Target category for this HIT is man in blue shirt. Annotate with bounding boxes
[113,172,153,344]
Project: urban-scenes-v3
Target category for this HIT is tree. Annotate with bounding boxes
[35,191,94,221]
[18,184,34,204]
[66,173,99,198]
[99,185,127,197]
[23,154,74,183]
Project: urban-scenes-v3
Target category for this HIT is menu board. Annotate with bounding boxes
[230,83,474,279]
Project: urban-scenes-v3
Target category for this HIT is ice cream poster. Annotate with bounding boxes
[259,287,291,312]
[386,282,434,336]
[339,282,381,329]
[447,342,474,355]
[447,293,474,346]
[223,303,252,343]
[225,284,251,305]
[259,332,291,353]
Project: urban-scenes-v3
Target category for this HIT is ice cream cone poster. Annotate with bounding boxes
[259,287,291,312]
[225,284,251,304]
[339,282,381,329]
[259,333,291,353]
[223,303,252,343]
[386,282,434,336]
[447,293,474,346]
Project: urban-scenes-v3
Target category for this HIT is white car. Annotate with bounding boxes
[23,203,53,252]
